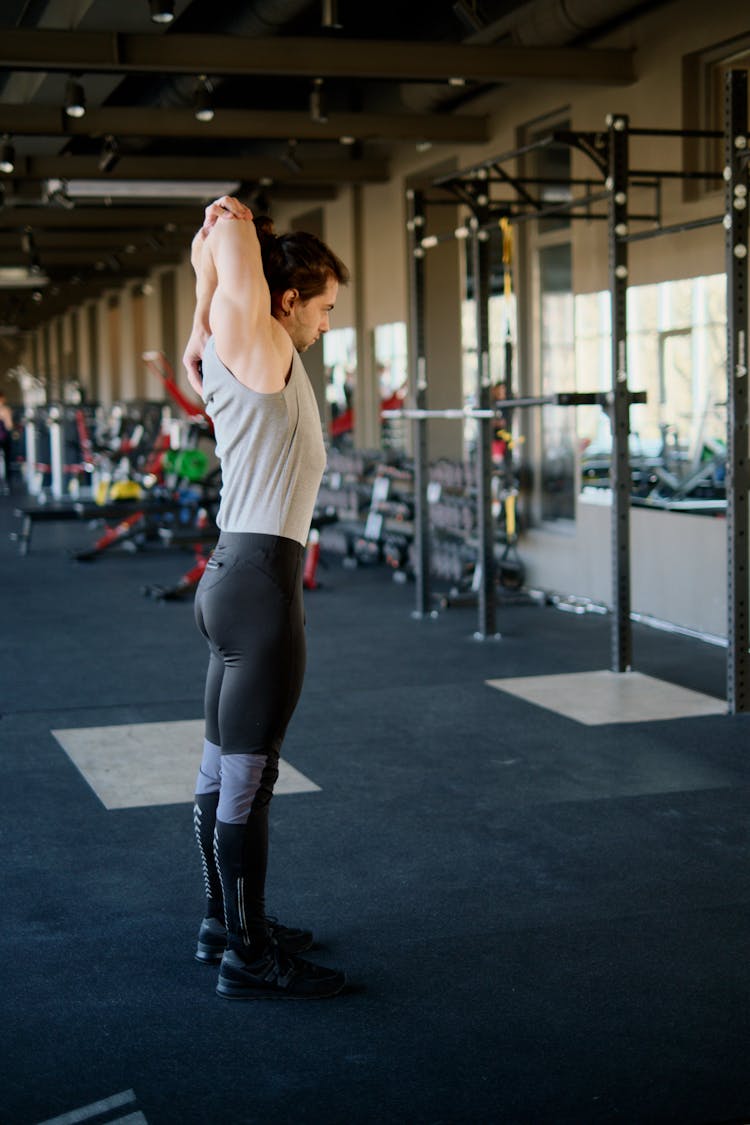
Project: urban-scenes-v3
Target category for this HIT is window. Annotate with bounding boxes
[460,227,519,454]
[531,126,573,234]
[374,322,409,451]
[539,243,575,520]
[683,35,750,199]
[577,275,727,495]
[461,227,518,397]
[323,327,357,446]
[374,322,408,398]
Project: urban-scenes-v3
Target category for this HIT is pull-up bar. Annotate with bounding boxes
[383,391,647,421]
[389,379,646,643]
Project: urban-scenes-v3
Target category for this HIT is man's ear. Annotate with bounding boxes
[280,287,299,316]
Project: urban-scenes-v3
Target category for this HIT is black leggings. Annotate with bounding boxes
[193,531,306,953]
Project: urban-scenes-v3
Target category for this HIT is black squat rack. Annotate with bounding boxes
[388,69,748,712]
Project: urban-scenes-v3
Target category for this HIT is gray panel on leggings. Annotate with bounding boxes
[195,739,222,795]
[216,754,269,824]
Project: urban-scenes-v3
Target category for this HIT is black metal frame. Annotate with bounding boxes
[724,68,750,713]
[405,188,430,619]
[403,78,748,703]
[607,115,632,672]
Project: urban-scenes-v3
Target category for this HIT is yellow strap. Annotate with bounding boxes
[504,493,516,539]
[499,217,513,300]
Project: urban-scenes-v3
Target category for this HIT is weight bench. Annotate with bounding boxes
[11,497,177,556]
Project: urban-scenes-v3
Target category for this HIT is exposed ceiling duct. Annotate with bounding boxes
[401,0,656,112]
[137,0,315,111]
[471,0,654,45]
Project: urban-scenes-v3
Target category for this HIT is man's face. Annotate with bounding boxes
[285,277,339,353]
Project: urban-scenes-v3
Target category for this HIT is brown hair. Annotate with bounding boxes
[253,215,349,304]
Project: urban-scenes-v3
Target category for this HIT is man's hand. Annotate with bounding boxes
[202,196,253,237]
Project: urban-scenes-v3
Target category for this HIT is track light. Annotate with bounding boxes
[194,76,214,123]
[281,139,302,174]
[310,78,328,125]
[65,76,86,119]
[98,135,120,174]
[149,0,175,23]
[321,0,342,28]
[21,227,43,276]
[0,136,15,174]
[44,178,75,209]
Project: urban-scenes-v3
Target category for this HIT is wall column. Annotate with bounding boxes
[118,285,137,401]
[352,185,378,450]
[94,294,112,407]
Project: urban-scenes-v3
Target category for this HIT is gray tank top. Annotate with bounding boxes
[201,335,326,546]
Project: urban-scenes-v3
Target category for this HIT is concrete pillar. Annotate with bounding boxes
[118,285,137,401]
[60,310,76,393]
[142,277,165,400]
[351,185,379,451]
[94,295,112,407]
[75,306,91,399]
[41,322,53,400]
[48,318,62,400]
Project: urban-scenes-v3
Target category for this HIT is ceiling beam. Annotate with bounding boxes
[0,274,151,327]
[0,104,489,144]
[0,249,182,266]
[0,206,200,230]
[8,154,388,184]
[0,192,336,233]
[0,29,636,85]
[0,230,186,249]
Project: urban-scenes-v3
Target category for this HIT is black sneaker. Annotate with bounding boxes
[216,946,346,1001]
[195,916,314,963]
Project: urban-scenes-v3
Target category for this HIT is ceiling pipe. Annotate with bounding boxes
[401,0,663,112]
[148,0,315,110]
[468,0,650,46]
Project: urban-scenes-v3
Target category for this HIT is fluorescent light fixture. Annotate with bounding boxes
[0,267,49,289]
[55,179,241,200]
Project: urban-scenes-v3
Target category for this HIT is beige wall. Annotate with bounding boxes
[523,494,727,639]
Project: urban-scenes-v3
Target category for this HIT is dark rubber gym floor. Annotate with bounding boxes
[1,493,749,1125]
